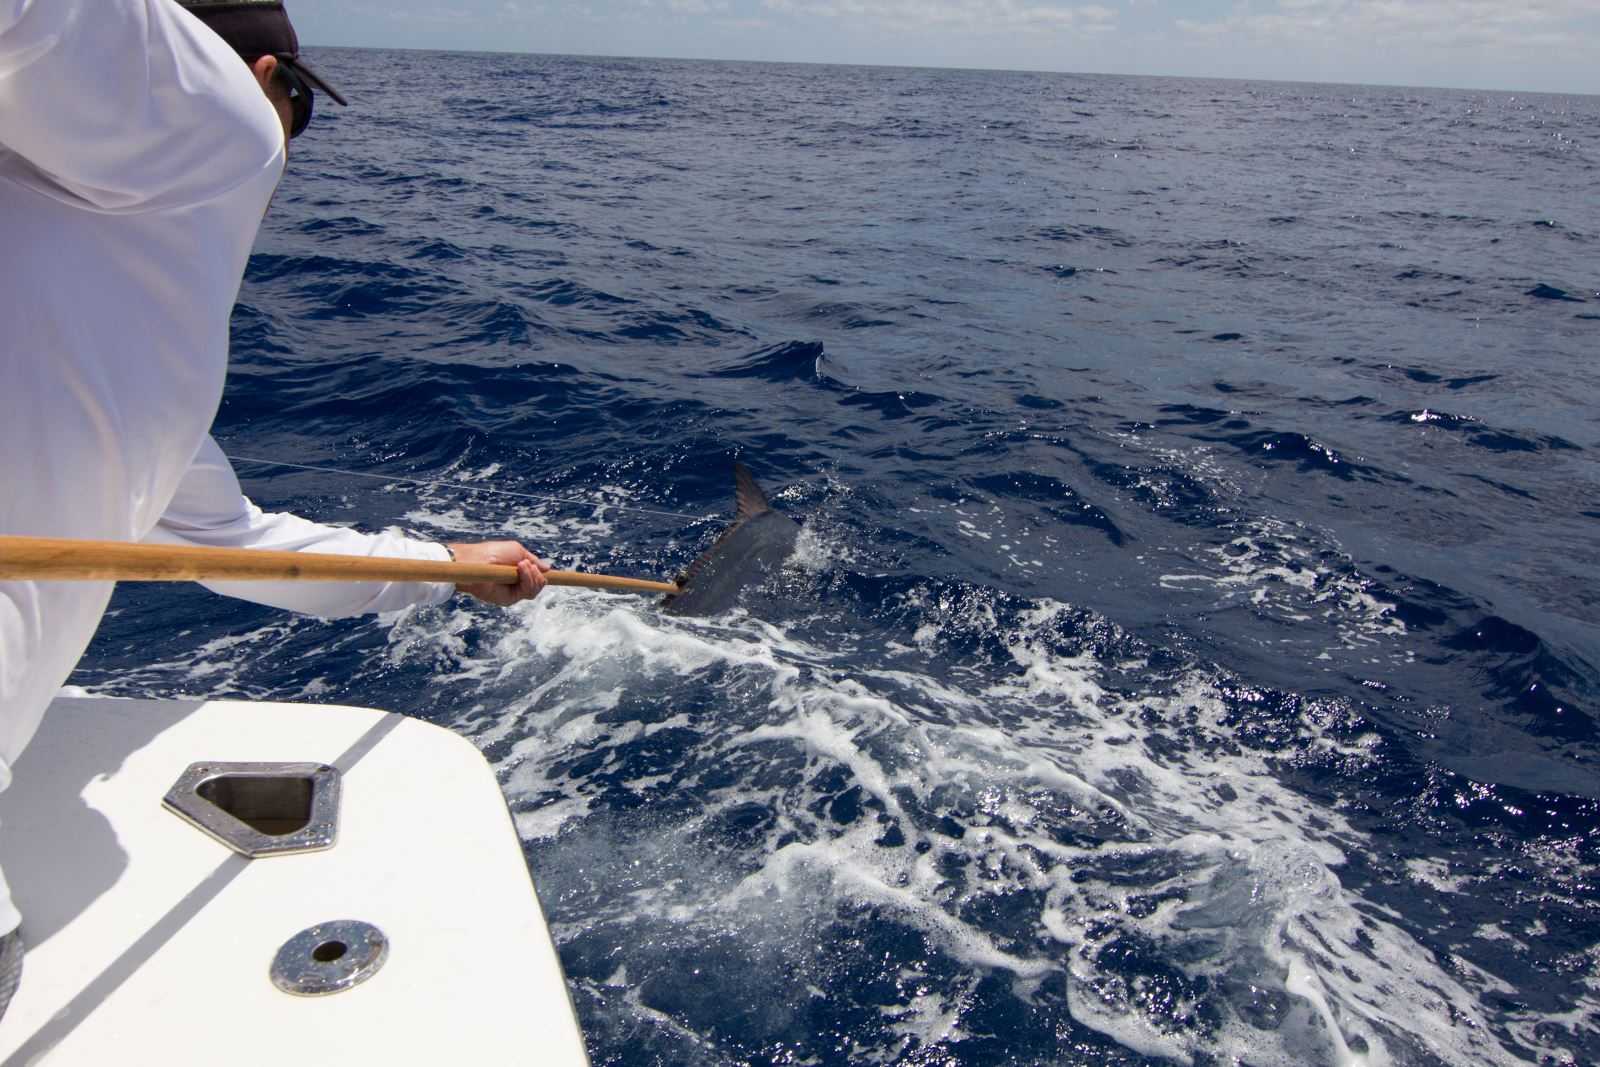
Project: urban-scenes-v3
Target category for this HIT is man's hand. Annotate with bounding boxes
[447,541,550,606]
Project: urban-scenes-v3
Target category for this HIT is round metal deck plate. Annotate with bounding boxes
[270,920,389,996]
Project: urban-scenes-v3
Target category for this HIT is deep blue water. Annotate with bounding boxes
[76,52,1600,1065]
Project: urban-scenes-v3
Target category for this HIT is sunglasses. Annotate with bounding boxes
[275,55,314,138]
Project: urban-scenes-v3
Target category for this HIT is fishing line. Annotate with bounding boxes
[228,454,718,523]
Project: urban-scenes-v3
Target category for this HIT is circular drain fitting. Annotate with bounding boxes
[270,919,389,996]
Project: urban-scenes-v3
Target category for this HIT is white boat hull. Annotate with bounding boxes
[0,696,589,1065]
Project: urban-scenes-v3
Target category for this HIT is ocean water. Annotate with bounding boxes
[74,52,1600,1065]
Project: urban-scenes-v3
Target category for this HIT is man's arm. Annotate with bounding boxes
[149,437,547,615]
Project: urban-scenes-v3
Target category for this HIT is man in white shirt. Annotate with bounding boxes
[0,0,551,1013]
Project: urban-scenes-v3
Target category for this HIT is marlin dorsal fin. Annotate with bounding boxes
[732,462,774,520]
[661,462,801,615]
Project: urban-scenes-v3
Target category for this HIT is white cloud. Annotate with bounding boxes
[760,0,1119,37]
[663,0,732,13]
[377,5,477,25]
[1176,0,1599,51]
[714,14,782,28]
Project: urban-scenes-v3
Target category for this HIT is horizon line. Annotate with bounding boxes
[299,42,1600,101]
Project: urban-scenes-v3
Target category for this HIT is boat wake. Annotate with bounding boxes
[395,561,1540,1066]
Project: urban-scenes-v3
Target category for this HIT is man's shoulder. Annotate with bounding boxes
[0,0,284,215]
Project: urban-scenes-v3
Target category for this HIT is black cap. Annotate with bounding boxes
[178,0,347,107]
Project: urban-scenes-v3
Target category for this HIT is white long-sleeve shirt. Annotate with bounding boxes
[151,436,453,616]
[1,0,452,934]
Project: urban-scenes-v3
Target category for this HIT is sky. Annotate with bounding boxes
[297,0,1600,96]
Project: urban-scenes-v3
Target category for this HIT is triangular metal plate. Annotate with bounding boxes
[163,761,340,858]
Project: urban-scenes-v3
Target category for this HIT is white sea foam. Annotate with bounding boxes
[1158,517,1407,652]
[416,580,1532,1066]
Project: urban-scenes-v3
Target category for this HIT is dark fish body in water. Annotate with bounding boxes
[660,464,800,617]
